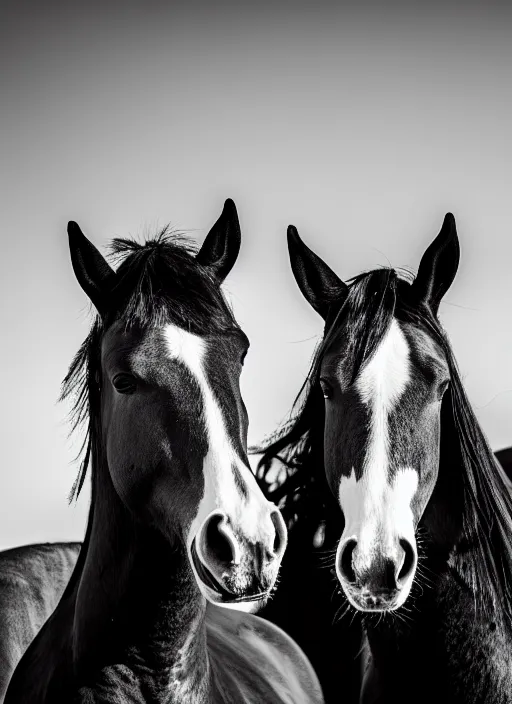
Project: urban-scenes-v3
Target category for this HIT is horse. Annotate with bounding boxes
[257,214,512,704]
[0,542,80,701]
[4,200,324,704]
[3,209,510,703]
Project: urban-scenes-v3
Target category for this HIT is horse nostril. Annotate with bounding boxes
[203,514,238,567]
[339,539,357,584]
[397,538,416,585]
[270,509,287,558]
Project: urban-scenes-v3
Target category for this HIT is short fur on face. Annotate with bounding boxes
[322,304,450,610]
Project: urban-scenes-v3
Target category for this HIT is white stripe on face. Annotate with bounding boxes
[338,319,416,569]
[338,468,418,570]
[163,325,265,551]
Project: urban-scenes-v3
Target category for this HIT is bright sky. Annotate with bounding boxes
[1,1,511,549]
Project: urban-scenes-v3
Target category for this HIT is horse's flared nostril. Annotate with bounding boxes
[270,509,287,558]
[397,538,416,585]
[338,539,357,584]
[201,513,240,569]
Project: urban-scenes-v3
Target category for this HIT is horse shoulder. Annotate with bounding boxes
[0,542,79,634]
[0,543,80,702]
[206,605,324,704]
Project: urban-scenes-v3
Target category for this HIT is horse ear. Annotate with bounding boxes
[196,199,241,283]
[287,225,348,319]
[411,213,460,315]
[68,221,117,315]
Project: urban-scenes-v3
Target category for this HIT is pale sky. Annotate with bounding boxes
[1,1,511,549]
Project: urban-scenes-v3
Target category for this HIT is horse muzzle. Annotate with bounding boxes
[190,510,286,605]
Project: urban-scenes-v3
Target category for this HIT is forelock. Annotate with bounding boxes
[105,228,236,334]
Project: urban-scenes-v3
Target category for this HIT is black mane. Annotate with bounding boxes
[61,229,237,500]
[256,267,512,623]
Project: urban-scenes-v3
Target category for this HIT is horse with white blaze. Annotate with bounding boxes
[258,214,512,704]
[4,200,323,704]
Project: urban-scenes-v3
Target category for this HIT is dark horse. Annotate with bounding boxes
[5,201,323,704]
[258,214,512,703]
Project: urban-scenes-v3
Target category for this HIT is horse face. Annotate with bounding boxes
[287,214,459,613]
[68,200,287,607]
[100,321,286,606]
[321,318,450,611]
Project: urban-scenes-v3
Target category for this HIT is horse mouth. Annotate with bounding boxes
[345,588,401,613]
[190,539,268,604]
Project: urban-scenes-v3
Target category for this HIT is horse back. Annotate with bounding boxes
[206,604,324,703]
[0,542,80,701]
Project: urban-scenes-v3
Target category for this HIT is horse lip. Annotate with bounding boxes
[340,583,402,612]
[358,601,396,612]
[190,538,269,604]
[349,592,399,612]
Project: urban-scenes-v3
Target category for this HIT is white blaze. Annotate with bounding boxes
[163,325,266,553]
[338,319,417,573]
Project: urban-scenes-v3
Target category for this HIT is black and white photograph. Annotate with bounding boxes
[1,2,511,702]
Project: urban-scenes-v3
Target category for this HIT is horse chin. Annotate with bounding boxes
[342,585,412,613]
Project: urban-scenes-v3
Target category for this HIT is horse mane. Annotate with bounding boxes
[60,228,238,501]
[443,349,512,622]
[256,267,512,621]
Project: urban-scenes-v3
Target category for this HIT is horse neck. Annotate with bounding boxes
[70,453,210,699]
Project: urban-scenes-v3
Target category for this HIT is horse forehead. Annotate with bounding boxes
[101,322,211,369]
[335,319,411,488]
[355,318,411,403]
[163,323,208,374]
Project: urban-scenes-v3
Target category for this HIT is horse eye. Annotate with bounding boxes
[112,373,137,394]
[320,379,333,400]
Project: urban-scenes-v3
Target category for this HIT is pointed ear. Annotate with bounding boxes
[196,199,241,283]
[411,213,460,315]
[287,225,348,319]
[68,221,117,315]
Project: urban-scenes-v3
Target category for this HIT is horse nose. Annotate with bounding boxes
[337,538,357,584]
[396,538,416,587]
[199,513,242,573]
[337,537,416,591]
[197,508,287,588]
[269,507,287,559]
